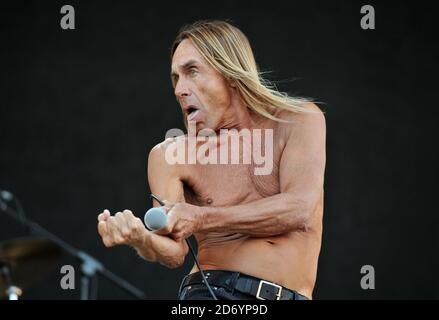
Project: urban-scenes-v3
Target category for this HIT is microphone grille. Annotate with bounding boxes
[144,207,167,230]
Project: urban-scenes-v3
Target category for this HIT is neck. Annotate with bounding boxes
[216,99,266,132]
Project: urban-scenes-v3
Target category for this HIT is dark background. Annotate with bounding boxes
[1,0,437,299]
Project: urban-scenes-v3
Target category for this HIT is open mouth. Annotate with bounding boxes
[186,105,200,121]
[187,106,198,115]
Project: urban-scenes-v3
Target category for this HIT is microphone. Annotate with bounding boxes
[146,194,218,300]
[144,207,168,231]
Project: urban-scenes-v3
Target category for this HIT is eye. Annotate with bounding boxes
[171,75,179,87]
[189,68,198,76]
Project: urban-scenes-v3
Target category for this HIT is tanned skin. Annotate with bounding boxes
[97,39,326,299]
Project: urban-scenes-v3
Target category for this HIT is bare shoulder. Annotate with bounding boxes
[148,139,171,166]
[275,102,326,138]
[148,136,187,173]
[147,136,189,204]
[275,102,325,123]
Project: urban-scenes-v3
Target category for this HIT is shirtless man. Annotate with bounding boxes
[97,20,326,300]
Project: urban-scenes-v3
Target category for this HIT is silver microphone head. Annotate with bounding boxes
[144,207,168,230]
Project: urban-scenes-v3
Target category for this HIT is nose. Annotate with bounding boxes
[174,79,191,98]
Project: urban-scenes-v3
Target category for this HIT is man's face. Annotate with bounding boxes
[171,39,234,132]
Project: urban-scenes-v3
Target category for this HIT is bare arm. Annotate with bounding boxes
[138,142,189,267]
[97,140,189,269]
[199,105,326,237]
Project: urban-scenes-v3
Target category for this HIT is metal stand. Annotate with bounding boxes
[78,251,102,300]
[0,193,145,300]
[0,264,22,300]
[6,286,22,300]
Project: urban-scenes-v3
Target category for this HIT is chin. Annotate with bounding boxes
[186,121,205,134]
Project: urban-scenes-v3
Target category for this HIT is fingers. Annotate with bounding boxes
[97,221,107,237]
[161,200,174,213]
[97,209,110,222]
[153,212,174,236]
[97,209,146,248]
[167,216,184,242]
[106,216,125,245]
[153,226,171,236]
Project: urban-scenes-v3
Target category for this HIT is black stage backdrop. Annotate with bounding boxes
[0,0,437,299]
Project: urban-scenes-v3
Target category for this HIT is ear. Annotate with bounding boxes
[227,78,237,88]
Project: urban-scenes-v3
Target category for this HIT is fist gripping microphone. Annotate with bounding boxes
[146,194,218,300]
[145,194,168,230]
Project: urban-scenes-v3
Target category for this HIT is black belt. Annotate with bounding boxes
[180,270,309,300]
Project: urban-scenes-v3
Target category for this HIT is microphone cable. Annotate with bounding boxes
[150,194,217,300]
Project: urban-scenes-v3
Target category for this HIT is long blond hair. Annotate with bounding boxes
[171,20,313,122]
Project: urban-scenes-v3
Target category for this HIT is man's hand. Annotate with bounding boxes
[97,209,148,248]
[97,208,189,268]
[155,201,204,242]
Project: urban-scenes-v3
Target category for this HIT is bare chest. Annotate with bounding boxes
[182,156,281,207]
[179,120,288,207]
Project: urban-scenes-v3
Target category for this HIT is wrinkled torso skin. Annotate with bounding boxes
[173,118,324,299]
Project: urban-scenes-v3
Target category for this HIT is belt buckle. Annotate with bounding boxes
[256,280,283,300]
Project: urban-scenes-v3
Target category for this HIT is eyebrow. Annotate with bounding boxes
[171,59,199,77]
